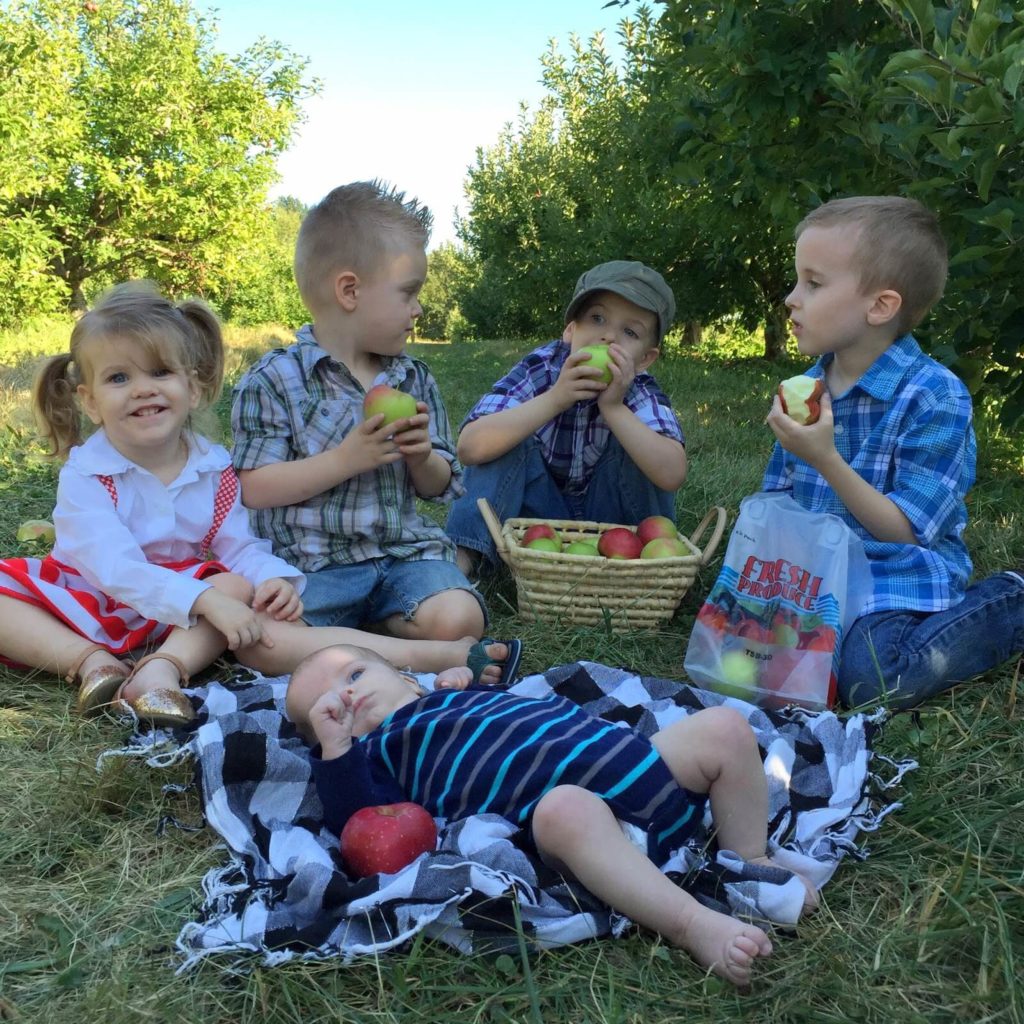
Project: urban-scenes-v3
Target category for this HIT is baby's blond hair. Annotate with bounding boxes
[796,196,947,335]
[293,180,432,314]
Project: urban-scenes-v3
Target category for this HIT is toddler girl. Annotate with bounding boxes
[0,282,517,728]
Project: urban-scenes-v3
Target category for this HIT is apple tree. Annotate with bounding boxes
[0,0,316,320]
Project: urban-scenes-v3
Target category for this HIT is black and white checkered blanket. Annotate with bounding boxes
[109,661,915,971]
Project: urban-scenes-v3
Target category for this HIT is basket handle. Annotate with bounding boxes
[476,498,512,566]
[688,506,728,566]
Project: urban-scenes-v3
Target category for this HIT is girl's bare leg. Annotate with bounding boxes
[652,707,817,909]
[532,785,773,988]
[237,618,510,682]
[0,595,129,680]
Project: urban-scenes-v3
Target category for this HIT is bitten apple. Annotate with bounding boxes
[521,523,558,546]
[778,375,826,425]
[363,384,418,427]
[636,515,677,545]
[340,802,438,878]
[16,519,56,544]
[576,344,614,384]
[597,527,644,559]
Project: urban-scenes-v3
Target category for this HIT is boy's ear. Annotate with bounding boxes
[866,289,902,327]
[637,346,660,373]
[561,321,576,344]
[334,270,360,312]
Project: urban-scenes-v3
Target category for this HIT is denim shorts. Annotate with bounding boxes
[300,556,487,629]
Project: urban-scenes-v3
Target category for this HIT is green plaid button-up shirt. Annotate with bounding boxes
[231,326,462,573]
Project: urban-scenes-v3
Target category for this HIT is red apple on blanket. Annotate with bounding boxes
[597,527,644,560]
[636,515,678,545]
[576,344,614,384]
[778,375,825,425]
[340,802,438,878]
[363,385,418,428]
[521,523,559,547]
[640,537,688,559]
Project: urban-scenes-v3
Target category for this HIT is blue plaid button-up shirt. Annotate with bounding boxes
[462,339,684,497]
[762,334,975,614]
[231,326,462,573]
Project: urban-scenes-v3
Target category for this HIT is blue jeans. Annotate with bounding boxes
[837,571,1024,709]
[446,437,676,565]
[300,556,486,628]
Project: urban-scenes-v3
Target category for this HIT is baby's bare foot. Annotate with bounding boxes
[675,907,773,988]
[748,854,819,913]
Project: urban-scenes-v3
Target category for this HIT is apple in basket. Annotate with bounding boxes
[576,344,614,384]
[564,540,601,556]
[363,385,418,428]
[778,375,825,425]
[340,802,438,878]
[597,527,644,560]
[636,515,678,546]
[524,536,562,553]
[640,537,688,559]
[521,523,560,547]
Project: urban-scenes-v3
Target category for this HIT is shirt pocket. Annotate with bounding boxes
[296,397,360,457]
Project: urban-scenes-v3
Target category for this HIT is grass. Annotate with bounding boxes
[1,324,1022,1023]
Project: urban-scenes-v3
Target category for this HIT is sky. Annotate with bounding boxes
[196,0,629,247]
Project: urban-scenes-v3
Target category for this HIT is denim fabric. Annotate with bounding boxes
[301,556,486,628]
[445,437,675,565]
[837,571,1024,709]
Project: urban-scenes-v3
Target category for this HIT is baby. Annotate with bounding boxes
[286,644,817,987]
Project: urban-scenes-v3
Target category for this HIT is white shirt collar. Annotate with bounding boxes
[67,429,229,481]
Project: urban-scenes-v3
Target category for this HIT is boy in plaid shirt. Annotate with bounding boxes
[764,196,1024,709]
[231,182,487,644]
[447,261,688,574]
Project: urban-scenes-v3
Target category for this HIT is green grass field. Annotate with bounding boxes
[1,323,1022,1023]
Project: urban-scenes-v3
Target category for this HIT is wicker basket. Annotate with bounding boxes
[478,498,727,632]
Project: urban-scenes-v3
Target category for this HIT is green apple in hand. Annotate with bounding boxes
[576,344,614,384]
[363,385,418,427]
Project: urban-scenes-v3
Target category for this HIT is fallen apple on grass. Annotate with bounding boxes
[340,802,438,878]
[363,384,418,428]
[576,344,614,384]
[778,375,825,425]
[636,515,678,546]
[16,519,56,544]
[597,527,644,560]
[640,536,688,559]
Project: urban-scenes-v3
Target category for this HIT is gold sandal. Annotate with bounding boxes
[114,652,195,729]
[66,644,131,717]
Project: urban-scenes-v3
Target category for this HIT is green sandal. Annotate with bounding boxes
[466,638,523,688]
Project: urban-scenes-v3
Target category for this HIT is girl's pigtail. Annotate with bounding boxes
[32,353,84,460]
[178,300,225,409]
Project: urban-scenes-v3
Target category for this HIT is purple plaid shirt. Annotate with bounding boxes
[462,340,684,497]
[762,334,975,614]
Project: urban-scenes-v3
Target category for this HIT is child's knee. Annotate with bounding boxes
[208,571,255,605]
[413,590,484,640]
[533,785,605,851]
[701,705,758,756]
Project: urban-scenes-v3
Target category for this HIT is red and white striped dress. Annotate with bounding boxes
[0,431,304,656]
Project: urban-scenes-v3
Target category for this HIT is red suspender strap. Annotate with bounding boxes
[199,467,239,558]
[97,474,118,508]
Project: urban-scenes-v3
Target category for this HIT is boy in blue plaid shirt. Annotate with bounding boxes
[764,196,1023,709]
[231,182,487,644]
[446,261,688,574]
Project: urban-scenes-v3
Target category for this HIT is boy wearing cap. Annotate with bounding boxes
[447,261,686,573]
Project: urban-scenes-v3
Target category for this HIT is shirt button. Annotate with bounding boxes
[834,424,844,435]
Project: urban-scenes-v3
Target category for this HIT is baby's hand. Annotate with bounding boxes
[340,416,405,475]
[596,344,637,409]
[253,577,303,621]
[434,666,474,690]
[393,403,432,467]
[194,589,265,651]
[310,689,354,760]
[550,350,608,410]
[766,391,837,469]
